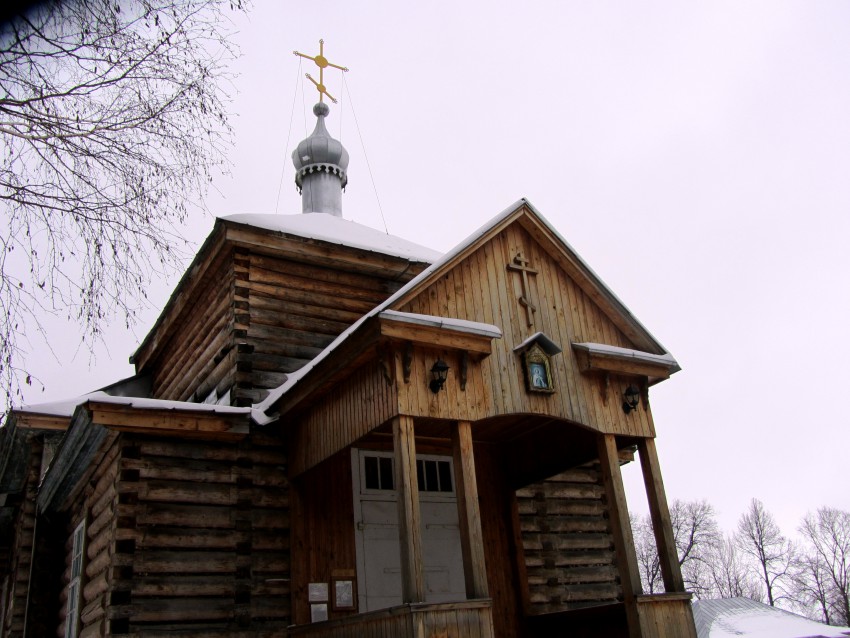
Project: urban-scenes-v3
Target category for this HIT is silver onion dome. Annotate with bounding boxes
[292,103,349,216]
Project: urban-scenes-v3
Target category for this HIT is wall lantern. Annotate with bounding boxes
[622,384,640,414]
[429,359,449,394]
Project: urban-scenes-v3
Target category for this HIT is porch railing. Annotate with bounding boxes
[288,599,494,638]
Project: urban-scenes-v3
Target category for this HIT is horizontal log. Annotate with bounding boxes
[250,292,362,325]
[250,306,350,338]
[122,456,238,484]
[249,252,404,293]
[519,516,609,534]
[109,597,234,622]
[119,575,236,597]
[133,503,234,529]
[522,532,613,551]
[133,551,237,574]
[245,280,375,314]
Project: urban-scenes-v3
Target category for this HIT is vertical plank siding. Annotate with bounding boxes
[636,594,698,638]
[290,452,356,626]
[516,463,621,615]
[399,226,656,438]
[291,362,396,477]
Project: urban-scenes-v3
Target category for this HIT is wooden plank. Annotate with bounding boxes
[88,404,249,440]
[378,320,494,355]
[393,416,425,603]
[452,421,489,599]
[597,433,642,638]
[638,438,685,593]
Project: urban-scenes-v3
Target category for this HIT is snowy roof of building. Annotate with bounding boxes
[692,598,850,638]
[16,391,251,419]
[572,342,679,369]
[219,213,442,263]
[378,310,502,339]
[255,198,677,420]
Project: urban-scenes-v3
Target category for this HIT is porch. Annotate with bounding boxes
[288,599,494,638]
[286,594,695,638]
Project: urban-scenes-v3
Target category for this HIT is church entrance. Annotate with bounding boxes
[351,449,466,611]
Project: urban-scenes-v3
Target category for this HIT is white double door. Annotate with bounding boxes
[352,449,466,611]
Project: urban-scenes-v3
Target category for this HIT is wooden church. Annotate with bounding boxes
[0,61,698,638]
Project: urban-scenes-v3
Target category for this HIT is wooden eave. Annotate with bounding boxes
[222,220,432,281]
[571,342,680,385]
[269,312,498,420]
[0,419,31,494]
[38,401,250,512]
[87,400,250,441]
[13,411,70,431]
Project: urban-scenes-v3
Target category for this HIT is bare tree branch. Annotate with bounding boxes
[0,0,248,407]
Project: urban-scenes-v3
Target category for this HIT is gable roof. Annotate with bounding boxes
[257,198,676,420]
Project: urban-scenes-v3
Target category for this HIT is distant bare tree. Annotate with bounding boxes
[632,512,663,594]
[671,499,720,597]
[736,498,794,607]
[0,0,247,407]
[798,507,850,626]
[632,500,721,598]
[707,534,762,600]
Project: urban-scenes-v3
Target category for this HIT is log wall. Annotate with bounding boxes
[149,255,235,404]
[145,239,425,408]
[0,435,42,637]
[239,251,408,405]
[58,433,121,638]
[399,225,657,438]
[107,430,290,636]
[516,463,621,616]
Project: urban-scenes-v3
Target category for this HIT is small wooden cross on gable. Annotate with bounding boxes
[507,251,538,327]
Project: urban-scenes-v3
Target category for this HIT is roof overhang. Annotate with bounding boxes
[37,398,251,513]
[265,310,501,420]
[571,342,680,385]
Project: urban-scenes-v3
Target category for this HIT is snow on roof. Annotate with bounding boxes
[513,332,563,355]
[219,213,442,264]
[571,342,679,368]
[379,310,502,338]
[17,391,251,420]
[693,598,850,638]
[255,198,678,419]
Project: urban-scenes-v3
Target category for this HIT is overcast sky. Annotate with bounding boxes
[22,1,850,536]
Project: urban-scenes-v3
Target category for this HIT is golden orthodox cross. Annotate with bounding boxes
[507,251,538,327]
[293,39,349,104]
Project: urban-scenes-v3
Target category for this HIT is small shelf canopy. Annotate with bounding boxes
[512,332,562,356]
[378,310,502,354]
[571,342,680,384]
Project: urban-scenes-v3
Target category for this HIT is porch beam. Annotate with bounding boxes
[597,433,643,638]
[451,420,489,599]
[638,437,685,592]
[393,415,425,602]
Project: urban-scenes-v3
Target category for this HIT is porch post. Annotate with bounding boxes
[393,415,425,603]
[638,437,685,592]
[451,420,489,599]
[597,433,643,638]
